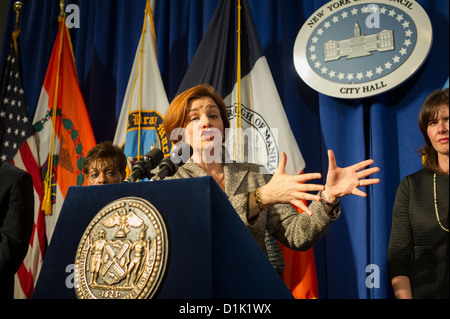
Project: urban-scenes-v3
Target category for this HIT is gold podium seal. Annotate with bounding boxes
[75,197,168,299]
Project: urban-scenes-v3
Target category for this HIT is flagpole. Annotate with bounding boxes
[125,0,153,161]
[138,3,151,159]
[148,0,157,58]
[12,1,23,56]
[59,0,64,16]
[42,0,66,215]
[236,0,242,162]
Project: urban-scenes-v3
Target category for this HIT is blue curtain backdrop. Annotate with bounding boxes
[1,0,448,299]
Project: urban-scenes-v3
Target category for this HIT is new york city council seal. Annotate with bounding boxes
[75,197,168,299]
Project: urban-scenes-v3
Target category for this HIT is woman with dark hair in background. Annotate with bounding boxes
[83,141,127,185]
[389,88,449,299]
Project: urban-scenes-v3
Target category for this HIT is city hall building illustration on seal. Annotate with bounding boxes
[324,22,394,61]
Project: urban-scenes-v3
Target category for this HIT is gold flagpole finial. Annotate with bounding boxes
[13,1,23,31]
[13,2,23,55]
[59,0,65,17]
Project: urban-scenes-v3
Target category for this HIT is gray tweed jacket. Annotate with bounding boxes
[166,160,340,255]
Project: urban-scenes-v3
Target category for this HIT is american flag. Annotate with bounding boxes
[0,43,46,299]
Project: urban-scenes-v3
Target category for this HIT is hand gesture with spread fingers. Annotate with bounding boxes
[321,150,380,204]
[253,150,380,218]
[257,152,324,216]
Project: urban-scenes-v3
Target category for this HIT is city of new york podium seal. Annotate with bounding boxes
[75,197,168,299]
[293,0,432,98]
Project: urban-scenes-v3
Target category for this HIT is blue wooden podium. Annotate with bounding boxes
[33,176,293,299]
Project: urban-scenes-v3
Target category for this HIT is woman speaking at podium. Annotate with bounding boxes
[161,84,380,258]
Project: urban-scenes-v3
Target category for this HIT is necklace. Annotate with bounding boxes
[433,174,449,233]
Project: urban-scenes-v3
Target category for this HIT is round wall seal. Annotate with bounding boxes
[293,0,432,98]
[75,197,168,299]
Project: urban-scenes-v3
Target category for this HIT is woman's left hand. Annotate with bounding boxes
[322,150,380,203]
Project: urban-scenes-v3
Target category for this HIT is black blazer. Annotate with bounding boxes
[0,161,34,298]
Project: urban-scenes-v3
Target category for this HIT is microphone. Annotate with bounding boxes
[151,142,193,181]
[124,148,164,183]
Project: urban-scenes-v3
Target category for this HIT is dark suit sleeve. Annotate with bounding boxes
[0,168,34,275]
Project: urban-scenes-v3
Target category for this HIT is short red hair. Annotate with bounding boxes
[163,85,230,143]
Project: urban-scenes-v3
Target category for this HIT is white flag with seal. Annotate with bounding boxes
[114,0,170,162]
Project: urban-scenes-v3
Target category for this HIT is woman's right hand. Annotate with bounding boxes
[257,152,324,216]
